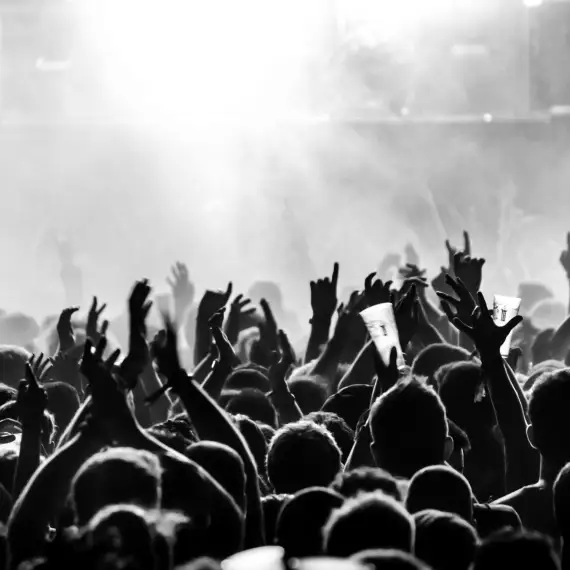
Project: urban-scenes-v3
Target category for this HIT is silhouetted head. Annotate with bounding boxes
[225,388,277,428]
[331,467,402,502]
[305,411,355,462]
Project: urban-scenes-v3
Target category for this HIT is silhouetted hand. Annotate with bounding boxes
[152,317,184,385]
[167,262,195,319]
[310,262,339,323]
[372,346,400,399]
[198,282,233,320]
[17,361,48,427]
[436,275,478,331]
[269,330,295,394]
[224,294,256,346]
[56,306,79,354]
[453,253,485,297]
[364,273,392,308]
[453,292,523,358]
[209,309,237,367]
[445,231,471,274]
[257,298,280,356]
[395,284,419,349]
[560,232,570,280]
[86,296,108,344]
[507,346,523,372]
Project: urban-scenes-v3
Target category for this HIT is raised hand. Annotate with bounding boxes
[560,232,570,279]
[445,230,471,273]
[364,273,392,307]
[453,253,485,297]
[56,307,79,354]
[121,280,153,389]
[17,361,48,427]
[436,275,478,330]
[332,291,367,343]
[167,262,195,318]
[86,296,108,344]
[269,330,295,394]
[258,298,280,355]
[310,262,339,323]
[394,284,419,350]
[198,282,233,320]
[209,309,238,367]
[152,316,184,385]
[28,353,53,383]
[224,294,256,346]
[453,292,523,358]
[372,346,400,399]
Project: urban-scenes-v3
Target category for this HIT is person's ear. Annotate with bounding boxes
[444,435,454,461]
[527,424,537,449]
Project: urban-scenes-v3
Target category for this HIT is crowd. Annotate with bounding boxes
[1,230,570,569]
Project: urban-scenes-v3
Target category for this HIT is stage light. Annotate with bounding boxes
[73,0,320,123]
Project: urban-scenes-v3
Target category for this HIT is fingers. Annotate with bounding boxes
[504,315,524,335]
[95,336,107,361]
[106,349,122,369]
[224,282,233,303]
[331,262,339,288]
[477,292,489,314]
[100,320,109,337]
[25,362,38,388]
[436,292,459,307]
[364,272,376,292]
[260,298,277,328]
[452,317,472,335]
[464,230,471,256]
[439,300,455,321]
[445,239,453,254]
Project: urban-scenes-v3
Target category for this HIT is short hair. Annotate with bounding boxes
[225,368,270,393]
[266,420,342,494]
[331,467,402,502]
[323,492,415,557]
[0,345,30,388]
[186,442,246,512]
[72,448,162,526]
[225,388,277,428]
[471,529,560,570]
[369,377,449,478]
[352,549,430,570]
[44,381,80,433]
[261,494,292,545]
[554,462,570,533]
[232,414,268,476]
[305,411,355,462]
[437,362,497,431]
[405,465,474,523]
[321,385,373,430]
[411,344,471,387]
[529,369,570,462]
[414,509,479,570]
[156,415,198,443]
[287,378,328,414]
[275,487,343,558]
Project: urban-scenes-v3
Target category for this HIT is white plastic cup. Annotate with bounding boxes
[493,295,522,357]
[360,303,404,367]
[222,546,285,570]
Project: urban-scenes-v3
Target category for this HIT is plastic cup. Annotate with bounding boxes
[360,303,404,367]
[222,546,285,570]
[493,295,522,357]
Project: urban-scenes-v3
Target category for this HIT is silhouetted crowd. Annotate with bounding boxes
[1,233,570,570]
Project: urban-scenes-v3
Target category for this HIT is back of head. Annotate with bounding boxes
[0,313,39,347]
[406,466,474,523]
[472,529,560,570]
[411,344,471,386]
[72,447,162,526]
[275,487,344,558]
[352,549,430,570]
[287,378,328,414]
[305,411,355,462]
[225,388,277,428]
[44,381,80,433]
[437,362,496,432]
[232,414,268,476]
[323,492,415,558]
[528,369,570,464]
[225,368,270,393]
[321,385,373,430]
[414,509,478,570]
[331,467,402,502]
[0,345,30,388]
[261,494,292,545]
[267,420,342,494]
[186,441,246,512]
[554,462,570,535]
[369,377,450,478]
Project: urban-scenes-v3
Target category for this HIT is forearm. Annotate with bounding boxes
[268,389,303,426]
[140,365,171,424]
[57,398,91,449]
[12,423,42,499]
[337,341,375,392]
[194,313,212,367]
[312,338,344,393]
[422,297,454,343]
[305,318,332,364]
[202,360,233,401]
[193,353,215,385]
[345,425,374,471]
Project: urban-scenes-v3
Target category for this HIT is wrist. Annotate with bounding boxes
[310,314,332,327]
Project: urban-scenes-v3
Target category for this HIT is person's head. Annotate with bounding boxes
[232,414,268,476]
[44,381,80,434]
[225,388,277,428]
[331,467,402,502]
[323,492,414,558]
[352,549,430,570]
[413,509,478,570]
[321,385,373,430]
[369,377,453,478]
[225,368,270,393]
[267,420,342,494]
[261,493,292,545]
[528,368,570,465]
[447,419,471,473]
[553,462,570,536]
[71,447,162,526]
[411,344,472,387]
[0,345,30,388]
[287,378,328,414]
[186,442,246,512]
[436,362,496,433]
[275,487,344,558]
[405,465,474,523]
[471,529,560,570]
[305,411,355,462]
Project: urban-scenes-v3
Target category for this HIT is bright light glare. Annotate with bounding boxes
[74,0,320,123]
